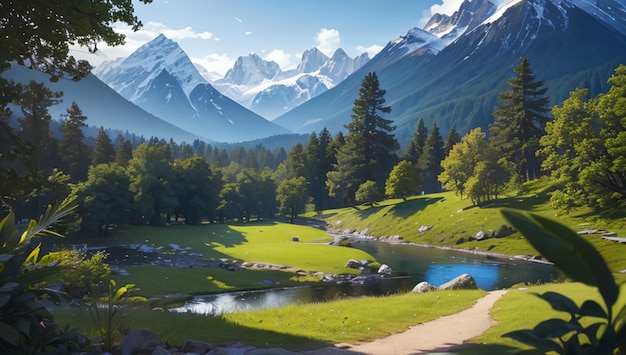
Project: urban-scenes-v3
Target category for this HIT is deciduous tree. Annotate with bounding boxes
[276,176,308,223]
[385,160,421,201]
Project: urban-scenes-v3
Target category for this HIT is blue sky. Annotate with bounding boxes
[81,0,470,75]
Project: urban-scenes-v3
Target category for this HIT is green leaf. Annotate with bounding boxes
[502,329,562,352]
[0,282,19,293]
[533,318,582,338]
[501,209,619,308]
[614,303,626,332]
[579,300,608,319]
[0,321,20,345]
[537,292,579,316]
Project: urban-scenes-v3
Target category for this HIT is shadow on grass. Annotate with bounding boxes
[388,197,444,219]
[478,193,550,212]
[52,306,362,353]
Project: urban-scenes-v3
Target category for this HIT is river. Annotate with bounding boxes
[170,240,559,316]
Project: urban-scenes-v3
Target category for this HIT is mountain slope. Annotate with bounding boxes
[2,64,202,143]
[94,34,290,143]
[273,0,626,146]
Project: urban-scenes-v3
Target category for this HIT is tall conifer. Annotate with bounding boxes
[327,72,399,204]
[489,57,550,181]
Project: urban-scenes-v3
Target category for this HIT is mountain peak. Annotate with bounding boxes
[424,0,497,38]
[221,53,281,86]
[296,47,330,73]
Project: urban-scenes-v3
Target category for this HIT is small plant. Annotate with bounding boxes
[85,279,141,352]
[501,209,626,353]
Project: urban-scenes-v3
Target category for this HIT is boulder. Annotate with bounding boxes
[377,264,392,275]
[207,342,255,355]
[331,236,352,247]
[412,281,437,293]
[439,274,478,290]
[474,231,486,241]
[120,329,162,355]
[456,237,466,245]
[180,339,214,354]
[345,258,361,269]
[152,346,171,355]
[247,348,297,354]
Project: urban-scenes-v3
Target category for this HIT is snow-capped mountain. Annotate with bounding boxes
[296,48,329,73]
[2,63,202,143]
[94,34,290,143]
[222,54,281,86]
[212,48,369,120]
[273,0,626,146]
[95,34,205,98]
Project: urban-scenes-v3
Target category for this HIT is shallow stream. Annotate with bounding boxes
[169,240,559,316]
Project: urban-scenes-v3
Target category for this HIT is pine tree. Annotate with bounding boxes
[444,126,461,155]
[59,102,91,181]
[327,72,399,204]
[115,137,133,167]
[418,122,445,193]
[92,127,115,166]
[489,57,550,181]
[15,81,62,174]
[403,118,428,165]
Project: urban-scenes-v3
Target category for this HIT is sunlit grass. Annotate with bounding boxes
[320,180,626,272]
[470,281,626,351]
[51,289,485,350]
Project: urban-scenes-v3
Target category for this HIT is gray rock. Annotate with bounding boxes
[345,258,361,269]
[439,273,478,290]
[412,281,438,293]
[151,346,171,355]
[246,348,297,354]
[377,264,392,275]
[120,329,162,355]
[180,339,214,354]
[207,344,256,355]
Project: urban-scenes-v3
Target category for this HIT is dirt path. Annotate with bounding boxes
[327,290,507,355]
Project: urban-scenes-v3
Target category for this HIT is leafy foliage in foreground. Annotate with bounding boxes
[0,202,82,354]
[501,209,626,353]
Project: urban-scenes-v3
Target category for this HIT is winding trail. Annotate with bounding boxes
[320,290,508,355]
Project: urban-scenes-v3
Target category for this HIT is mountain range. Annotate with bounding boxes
[4,0,626,147]
[210,48,370,119]
[273,0,626,146]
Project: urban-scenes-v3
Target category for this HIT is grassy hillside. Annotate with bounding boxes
[313,178,626,272]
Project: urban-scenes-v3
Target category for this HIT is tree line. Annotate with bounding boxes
[2,59,625,237]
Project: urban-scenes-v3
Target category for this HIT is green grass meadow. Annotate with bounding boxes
[53,178,626,351]
[98,222,376,298]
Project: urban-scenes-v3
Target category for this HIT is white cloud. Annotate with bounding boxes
[429,0,464,17]
[245,31,252,35]
[265,49,294,70]
[315,28,340,57]
[191,53,235,77]
[234,16,242,23]
[356,44,384,58]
